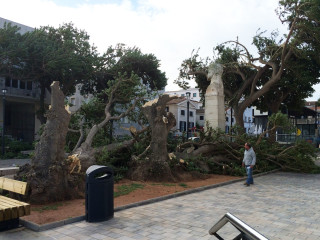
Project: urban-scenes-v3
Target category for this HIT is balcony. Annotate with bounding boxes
[4,87,40,99]
[0,77,42,101]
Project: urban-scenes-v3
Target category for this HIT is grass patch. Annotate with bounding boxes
[179,183,189,188]
[114,183,144,198]
[32,203,63,213]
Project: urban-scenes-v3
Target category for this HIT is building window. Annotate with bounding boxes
[244,116,247,122]
[70,98,76,105]
[5,77,11,87]
[26,81,32,90]
[20,80,26,89]
[190,111,193,117]
[181,110,185,116]
[193,93,196,97]
[226,116,229,122]
[179,121,186,131]
[231,118,234,123]
[12,79,18,88]
[200,116,204,120]
[165,107,169,112]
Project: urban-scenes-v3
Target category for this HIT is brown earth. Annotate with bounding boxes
[21,174,241,225]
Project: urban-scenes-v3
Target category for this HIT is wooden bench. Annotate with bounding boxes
[0,177,30,230]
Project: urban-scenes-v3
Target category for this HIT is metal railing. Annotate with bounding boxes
[209,212,269,240]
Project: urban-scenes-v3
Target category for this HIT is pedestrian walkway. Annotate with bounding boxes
[1,172,320,240]
[0,158,30,168]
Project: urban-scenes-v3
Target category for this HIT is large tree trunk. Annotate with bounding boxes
[129,95,178,181]
[17,81,84,204]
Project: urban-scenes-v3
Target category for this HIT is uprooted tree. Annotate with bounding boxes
[17,81,84,204]
[17,76,146,204]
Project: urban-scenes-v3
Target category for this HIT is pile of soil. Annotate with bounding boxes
[21,174,241,225]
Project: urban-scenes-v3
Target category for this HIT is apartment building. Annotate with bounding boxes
[0,17,50,142]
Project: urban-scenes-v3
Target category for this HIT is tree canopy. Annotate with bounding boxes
[81,43,167,96]
[0,23,25,79]
[175,0,320,129]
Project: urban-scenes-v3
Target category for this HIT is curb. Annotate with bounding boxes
[0,167,19,176]
[20,169,280,232]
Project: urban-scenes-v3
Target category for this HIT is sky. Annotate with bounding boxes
[1,0,319,101]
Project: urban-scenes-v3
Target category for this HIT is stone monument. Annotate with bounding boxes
[205,63,225,130]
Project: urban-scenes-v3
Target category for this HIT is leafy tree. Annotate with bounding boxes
[0,23,25,79]
[21,23,98,123]
[176,0,320,130]
[81,43,167,95]
[256,112,294,144]
[76,44,167,141]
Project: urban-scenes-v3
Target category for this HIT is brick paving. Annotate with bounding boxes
[1,171,320,240]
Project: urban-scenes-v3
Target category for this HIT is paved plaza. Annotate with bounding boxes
[1,171,320,240]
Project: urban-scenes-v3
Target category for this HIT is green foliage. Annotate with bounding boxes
[177,125,320,177]
[179,183,188,188]
[81,43,167,95]
[201,122,226,142]
[279,140,319,173]
[114,183,144,198]
[268,112,294,132]
[96,147,131,182]
[0,138,33,159]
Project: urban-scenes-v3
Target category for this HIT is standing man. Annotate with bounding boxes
[242,142,256,186]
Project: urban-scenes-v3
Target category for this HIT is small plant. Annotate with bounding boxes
[179,183,188,188]
[32,203,63,213]
[114,183,144,198]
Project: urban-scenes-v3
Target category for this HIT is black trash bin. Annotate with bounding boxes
[86,165,114,222]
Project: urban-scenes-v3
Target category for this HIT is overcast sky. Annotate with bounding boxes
[1,0,319,100]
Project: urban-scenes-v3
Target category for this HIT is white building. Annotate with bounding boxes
[165,88,202,103]
[225,107,255,134]
[66,84,92,113]
[166,98,198,136]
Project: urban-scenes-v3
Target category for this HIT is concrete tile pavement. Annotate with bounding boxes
[1,172,320,240]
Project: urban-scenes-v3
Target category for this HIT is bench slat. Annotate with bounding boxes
[0,205,15,221]
[0,177,30,222]
[0,196,28,217]
[0,202,18,219]
[0,177,28,195]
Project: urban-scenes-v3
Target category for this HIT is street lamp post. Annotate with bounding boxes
[186,92,191,140]
[2,88,7,156]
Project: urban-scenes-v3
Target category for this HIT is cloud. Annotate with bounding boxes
[2,0,318,101]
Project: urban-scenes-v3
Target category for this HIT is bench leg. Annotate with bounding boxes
[0,218,19,231]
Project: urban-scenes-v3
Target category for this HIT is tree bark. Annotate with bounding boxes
[129,95,178,181]
[17,81,84,204]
